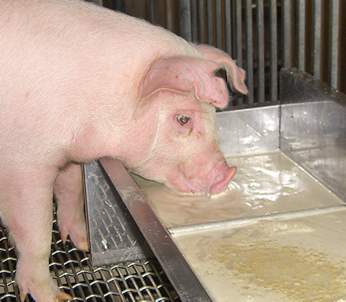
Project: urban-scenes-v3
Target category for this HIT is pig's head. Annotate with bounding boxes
[128,45,247,195]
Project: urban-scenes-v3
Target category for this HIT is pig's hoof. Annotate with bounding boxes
[21,290,72,302]
[69,232,89,252]
[57,290,73,301]
[17,265,73,302]
[60,220,89,252]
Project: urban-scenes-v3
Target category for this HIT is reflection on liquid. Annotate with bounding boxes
[135,151,343,228]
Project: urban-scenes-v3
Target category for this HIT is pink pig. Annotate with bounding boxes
[0,0,247,301]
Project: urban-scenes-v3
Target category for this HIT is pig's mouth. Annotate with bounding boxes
[209,165,237,194]
[168,164,237,195]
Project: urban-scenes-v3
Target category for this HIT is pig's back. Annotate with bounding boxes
[0,0,196,97]
[0,0,199,108]
[0,0,199,165]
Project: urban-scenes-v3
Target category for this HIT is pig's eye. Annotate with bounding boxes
[176,115,190,125]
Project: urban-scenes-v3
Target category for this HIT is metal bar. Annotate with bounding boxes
[215,0,222,49]
[282,0,292,68]
[312,0,322,79]
[235,0,243,67]
[198,0,205,44]
[99,158,213,302]
[296,0,306,71]
[113,0,125,12]
[256,0,265,103]
[190,0,198,43]
[328,0,340,89]
[206,0,213,45]
[149,0,155,24]
[246,0,254,103]
[224,0,232,55]
[234,0,243,105]
[87,0,103,5]
[165,0,175,32]
[179,0,192,42]
[269,0,278,102]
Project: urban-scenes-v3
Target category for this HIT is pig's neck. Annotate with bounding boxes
[69,99,154,167]
[110,109,157,168]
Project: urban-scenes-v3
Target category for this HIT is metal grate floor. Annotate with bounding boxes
[0,211,179,302]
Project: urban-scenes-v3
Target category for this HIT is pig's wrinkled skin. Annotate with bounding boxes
[0,0,247,301]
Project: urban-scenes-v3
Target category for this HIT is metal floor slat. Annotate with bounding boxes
[0,213,179,302]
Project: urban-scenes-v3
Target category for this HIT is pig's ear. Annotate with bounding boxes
[139,57,230,108]
[196,44,248,95]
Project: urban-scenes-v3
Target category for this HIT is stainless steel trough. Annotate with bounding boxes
[84,67,346,301]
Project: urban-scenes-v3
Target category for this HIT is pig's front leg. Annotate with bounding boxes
[54,163,89,252]
[0,167,72,302]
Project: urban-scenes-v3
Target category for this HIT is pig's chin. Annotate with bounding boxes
[166,165,237,195]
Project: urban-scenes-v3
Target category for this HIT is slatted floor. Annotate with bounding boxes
[0,214,179,302]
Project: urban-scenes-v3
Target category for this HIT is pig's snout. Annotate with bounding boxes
[209,165,237,195]
[171,159,237,195]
